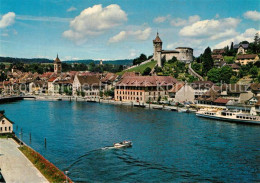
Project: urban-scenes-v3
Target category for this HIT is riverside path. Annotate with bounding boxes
[0,138,48,183]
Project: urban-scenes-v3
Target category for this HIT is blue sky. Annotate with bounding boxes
[0,0,259,60]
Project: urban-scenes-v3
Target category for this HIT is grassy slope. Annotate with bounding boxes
[117,61,157,75]
[224,56,235,63]
[19,145,72,183]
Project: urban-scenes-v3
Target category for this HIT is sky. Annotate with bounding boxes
[0,0,259,61]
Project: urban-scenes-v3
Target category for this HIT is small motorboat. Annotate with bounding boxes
[113,141,132,148]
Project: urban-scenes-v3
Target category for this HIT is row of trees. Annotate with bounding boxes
[133,54,153,65]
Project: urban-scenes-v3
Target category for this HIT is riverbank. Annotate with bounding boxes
[0,133,72,183]
[0,138,48,183]
[24,95,228,112]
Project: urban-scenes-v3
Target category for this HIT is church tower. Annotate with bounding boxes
[153,32,162,67]
[54,54,62,74]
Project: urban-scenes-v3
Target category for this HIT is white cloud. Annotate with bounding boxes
[109,31,127,43]
[214,28,260,48]
[63,4,127,44]
[108,27,151,43]
[0,12,16,29]
[67,6,77,12]
[179,17,240,40]
[153,15,170,23]
[243,10,260,21]
[170,15,200,27]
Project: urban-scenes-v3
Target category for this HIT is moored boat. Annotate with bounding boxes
[196,110,260,125]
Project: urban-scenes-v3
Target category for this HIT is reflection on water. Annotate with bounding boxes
[1,101,260,182]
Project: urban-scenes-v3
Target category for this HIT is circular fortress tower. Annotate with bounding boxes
[175,47,193,64]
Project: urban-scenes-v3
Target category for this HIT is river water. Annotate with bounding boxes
[1,100,260,182]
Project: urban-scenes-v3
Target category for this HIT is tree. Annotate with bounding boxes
[240,40,249,44]
[81,91,85,97]
[250,66,258,79]
[220,66,233,83]
[143,67,151,75]
[230,75,239,84]
[207,68,220,83]
[202,47,214,75]
[168,56,177,64]
[258,74,260,83]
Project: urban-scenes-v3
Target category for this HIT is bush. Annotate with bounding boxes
[143,67,151,75]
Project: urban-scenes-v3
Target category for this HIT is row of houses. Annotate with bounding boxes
[2,60,260,109]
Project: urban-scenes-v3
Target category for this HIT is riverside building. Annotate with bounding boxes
[115,76,177,103]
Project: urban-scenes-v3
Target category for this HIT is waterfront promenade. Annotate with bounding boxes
[0,139,48,183]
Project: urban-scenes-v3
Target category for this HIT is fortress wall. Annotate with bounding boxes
[176,48,193,63]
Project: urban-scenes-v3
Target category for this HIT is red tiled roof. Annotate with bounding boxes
[212,49,225,54]
[48,77,57,82]
[214,97,230,104]
[101,73,118,82]
[226,63,240,69]
[212,54,223,60]
[153,33,162,43]
[117,76,177,87]
[250,83,260,91]
[169,82,184,93]
[77,75,100,86]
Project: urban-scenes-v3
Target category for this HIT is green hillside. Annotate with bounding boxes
[117,61,157,75]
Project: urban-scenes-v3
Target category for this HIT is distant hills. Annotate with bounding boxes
[64,59,133,65]
[0,57,133,66]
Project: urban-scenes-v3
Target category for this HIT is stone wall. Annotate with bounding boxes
[176,48,193,63]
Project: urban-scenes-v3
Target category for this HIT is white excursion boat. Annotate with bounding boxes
[113,141,133,148]
[196,109,260,125]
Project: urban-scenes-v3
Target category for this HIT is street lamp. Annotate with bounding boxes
[65,171,69,183]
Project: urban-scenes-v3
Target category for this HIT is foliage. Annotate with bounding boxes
[104,88,114,98]
[187,75,197,83]
[19,145,72,183]
[142,67,152,75]
[191,62,202,76]
[202,47,214,75]
[99,91,103,97]
[230,75,239,84]
[81,91,85,97]
[207,68,221,83]
[250,66,258,79]
[154,65,162,73]
[133,54,147,65]
[224,56,235,64]
[118,61,156,75]
[207,66,233,83]
[168,56,177,64]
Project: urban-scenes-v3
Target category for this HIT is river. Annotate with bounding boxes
[1,100,259,182]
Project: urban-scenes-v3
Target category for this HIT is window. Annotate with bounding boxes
[5,127,7,131]
[2,120,4,124]
[9,126,11,131]
[0,127,2,131]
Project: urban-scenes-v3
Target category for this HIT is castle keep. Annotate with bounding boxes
[153,33,193,67]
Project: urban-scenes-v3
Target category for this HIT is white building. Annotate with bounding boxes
[0,112,14,134]
[153,32,193,67]
[72,75,102,97]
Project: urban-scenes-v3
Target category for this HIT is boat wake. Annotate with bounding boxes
[66,147,202,182]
